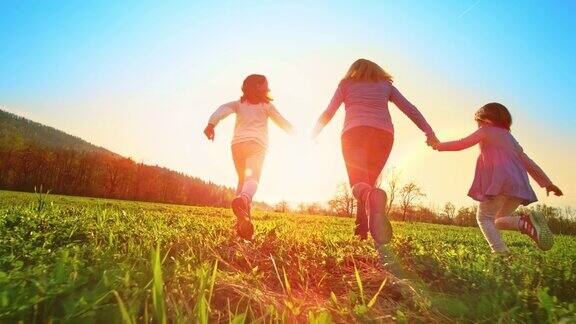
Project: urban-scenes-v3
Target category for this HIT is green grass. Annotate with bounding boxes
[0,190,575,323]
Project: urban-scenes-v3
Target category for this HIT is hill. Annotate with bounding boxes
[0,108,235,207]
[0,109,112,154]
[1,190,575,322]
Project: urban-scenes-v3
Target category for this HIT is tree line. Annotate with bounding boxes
[273,169,576,235]
[0,108,237,207]
[0,145,235,207]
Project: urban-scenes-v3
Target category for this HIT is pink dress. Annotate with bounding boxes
[437,125,552,205]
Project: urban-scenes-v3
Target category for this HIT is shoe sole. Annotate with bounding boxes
[369,189,393,245]
[376,244,404,277]
[231,198,254,240]
[529,213,554,251]
[355,211,368,240]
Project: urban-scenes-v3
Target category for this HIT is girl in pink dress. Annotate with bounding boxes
[431,102,563,253]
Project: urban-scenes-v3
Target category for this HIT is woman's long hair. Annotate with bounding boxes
[240,74,272,104]
[342,59,393,83]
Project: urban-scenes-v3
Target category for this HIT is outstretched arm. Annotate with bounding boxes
[208,101,237,126]
[311,84,344,139]
[518,145,562,196]
[390,86,435,137]
[268,104,294,134]
[205,101,238,140]
[435,128,485,151]
[516,142,552,188]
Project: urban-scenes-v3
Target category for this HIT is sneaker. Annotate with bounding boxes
[376,244,404,277]
[366,188,392,245]
[231,196,254,240]
[519,213,554,251]
[354,202,368,240]
[491,250,513,261]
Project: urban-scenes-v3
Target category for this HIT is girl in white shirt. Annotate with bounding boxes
[204,74,293,240]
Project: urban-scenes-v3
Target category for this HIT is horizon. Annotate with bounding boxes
[1,1,575,209]
[1,103,573,213]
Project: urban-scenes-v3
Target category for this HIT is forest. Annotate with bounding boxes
[0,109,234,207]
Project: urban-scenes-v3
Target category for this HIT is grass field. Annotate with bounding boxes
[0,190,575,323]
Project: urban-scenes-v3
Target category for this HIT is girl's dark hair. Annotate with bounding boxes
[240,74,272,104]
[475,102,512,130]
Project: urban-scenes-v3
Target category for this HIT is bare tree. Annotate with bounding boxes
[305,202,324,215]
[442,202,456,219]
[274,200,290,213]
[455,205,478,226]
[399,182,425,221]
[297,202,307,214]
[384,168,402,216]
[328,182,356,217]
[564,206,575,220]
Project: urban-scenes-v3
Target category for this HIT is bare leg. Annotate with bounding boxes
[232,146,245,196]
[239,150,265,202]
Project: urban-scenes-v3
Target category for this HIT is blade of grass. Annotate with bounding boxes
[152,244,167,324]
[144,293,149,324]
[367,278,388,308]
[270,255,286,294]
[353,263,365,305]
[282,267,292,297]
[113,291,134,324]
[207,260,218,306]
[197,295,208,324]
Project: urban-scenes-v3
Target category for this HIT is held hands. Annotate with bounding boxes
[204,124,215,141]
[546,184,563,197]
[286,125,296,135]
[426,133,440,150]
[310,122,324,141]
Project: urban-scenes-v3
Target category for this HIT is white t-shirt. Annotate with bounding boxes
[208,100,292,148]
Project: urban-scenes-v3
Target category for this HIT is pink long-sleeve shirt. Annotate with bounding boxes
[208,100,292,148]
[315,80,435,137]
[437,125,552,205]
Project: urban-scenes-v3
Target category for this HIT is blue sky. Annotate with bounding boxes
[2,1,575,122]
[1,1,575,207]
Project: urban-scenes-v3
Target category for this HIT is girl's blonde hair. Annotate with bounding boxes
[342,59,393,83]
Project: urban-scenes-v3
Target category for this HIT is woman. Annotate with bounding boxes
[312,59,438,246]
